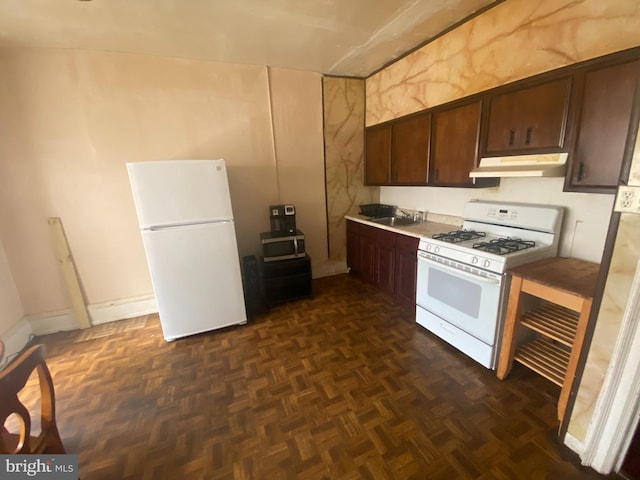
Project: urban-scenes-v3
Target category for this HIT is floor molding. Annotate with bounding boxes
[27,295,158,336]
[88,294,157,325]
[564,432,585,457]
[27,309,78,336]
[313,259,348,278]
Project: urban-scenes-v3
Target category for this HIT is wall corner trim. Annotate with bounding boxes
[579,256,640,474]
[564,432,585,457]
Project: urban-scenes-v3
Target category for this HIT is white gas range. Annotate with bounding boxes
[416,200,564,369]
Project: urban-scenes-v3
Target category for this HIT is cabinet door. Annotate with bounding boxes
[566,59,640,192]
[373,228,396,294]
[355,224,379,283]
[346,220,361,274]
[360,233,376,283]
[431,99,482,186]
[485,77,571,153]
[365,124,392,185]
[391,112,430,184]
[394,234,419,310]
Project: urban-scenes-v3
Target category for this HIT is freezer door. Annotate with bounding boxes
[141,221,247,340]
[127,159,234,228]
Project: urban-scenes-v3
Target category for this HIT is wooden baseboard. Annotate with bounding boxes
[27,295,158,336]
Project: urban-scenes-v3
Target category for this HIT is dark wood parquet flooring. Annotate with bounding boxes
[32,274,618,479]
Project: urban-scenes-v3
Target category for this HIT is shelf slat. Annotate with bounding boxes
[520,304,579,347]
[514,338,570,386]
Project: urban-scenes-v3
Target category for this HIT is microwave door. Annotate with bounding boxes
[261,233,305,262]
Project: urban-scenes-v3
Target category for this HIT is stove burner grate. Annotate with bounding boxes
[432,230,486,243]
[472,238,536,255]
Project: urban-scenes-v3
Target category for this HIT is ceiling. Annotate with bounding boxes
[0,0,499,77]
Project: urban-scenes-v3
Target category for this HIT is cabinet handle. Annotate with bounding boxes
[525,127,532,145]
[577,161,585,182]
[509,130,515,146]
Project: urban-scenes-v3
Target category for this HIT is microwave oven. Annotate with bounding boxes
[260,230,305,262]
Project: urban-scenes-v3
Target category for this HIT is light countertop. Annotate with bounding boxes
[345,214,461,239]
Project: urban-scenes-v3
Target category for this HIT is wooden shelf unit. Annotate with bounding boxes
[519,304,579,347]
[497,257,599,421]
[514,338,570,386]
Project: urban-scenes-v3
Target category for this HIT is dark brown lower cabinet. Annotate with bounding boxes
[347,220,394,293]
[347,220,376,284]
[375,229,396,295]
[347,220,419,308]
[394,234,420,310]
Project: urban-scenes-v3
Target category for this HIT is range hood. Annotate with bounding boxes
[469,153,568,178]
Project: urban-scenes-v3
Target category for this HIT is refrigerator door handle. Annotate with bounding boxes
[147,219,232,231]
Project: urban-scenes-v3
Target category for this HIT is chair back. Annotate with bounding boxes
[0,344,66,454]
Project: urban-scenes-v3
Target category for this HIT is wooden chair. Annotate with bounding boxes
[0,343,66,454]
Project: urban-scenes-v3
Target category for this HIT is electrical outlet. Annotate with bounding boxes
[614,186,640,213]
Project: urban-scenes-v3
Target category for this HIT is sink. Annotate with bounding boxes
[370,216,416,227]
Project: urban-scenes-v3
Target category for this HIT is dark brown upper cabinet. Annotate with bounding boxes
[391,112,430,185]
[365,123,392,185]
[430,99,485,187]
[484,77,572,154]
[565,58,640,193]
[363,46,640,191]
[365,112,430,185]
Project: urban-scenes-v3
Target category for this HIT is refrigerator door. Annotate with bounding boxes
[127,159,234,229]
[141,221,247,340]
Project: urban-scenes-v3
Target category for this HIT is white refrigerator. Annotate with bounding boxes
[126,159,247,341]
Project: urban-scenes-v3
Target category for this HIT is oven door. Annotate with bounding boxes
[416,251,504,345]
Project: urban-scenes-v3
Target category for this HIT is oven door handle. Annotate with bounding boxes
[418,253,501,285]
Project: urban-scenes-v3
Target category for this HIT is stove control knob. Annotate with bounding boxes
[483,259,491,268]
[434,246,440,254]
[471,256,479,265]
[426,244,432,252]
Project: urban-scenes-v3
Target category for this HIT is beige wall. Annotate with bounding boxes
[268,67,328,272]
[0,48,325,318]
[0,238,23,336]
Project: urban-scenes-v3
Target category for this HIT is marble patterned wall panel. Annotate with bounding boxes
[366,0,640,126]
[567,212,640,441]
[323,77,378,265]
[567,115,640,442]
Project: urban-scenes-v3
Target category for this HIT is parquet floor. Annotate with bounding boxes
[32,274,618,479]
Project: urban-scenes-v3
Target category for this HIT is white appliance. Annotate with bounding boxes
[126,159,247,341]
[416,200,564,369]
[469,152,568,178]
